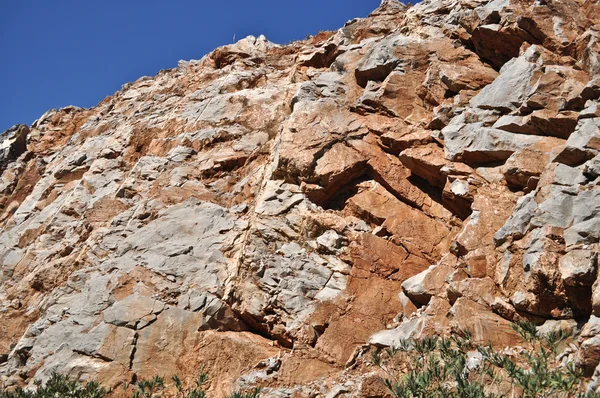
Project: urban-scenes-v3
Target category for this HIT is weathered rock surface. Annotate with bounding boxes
[0,125,28,172]
[1,0,599,396]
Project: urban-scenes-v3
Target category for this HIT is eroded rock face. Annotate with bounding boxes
[1,0,599,396]
[0,125,29,172]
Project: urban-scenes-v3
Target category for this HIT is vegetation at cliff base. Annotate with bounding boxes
[373,321,594,398]
[0,373,107,398]
[0,371,260,398]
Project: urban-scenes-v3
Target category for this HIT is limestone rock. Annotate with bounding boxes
[560,250,597,287]
[102,294,165,329]
[443,120,542,165]
[402,258,454,306]
[72,322,135,363]
[0,125,29,170]
[554,116,600,165]
[2,0,600,393]
[354,36,402,88]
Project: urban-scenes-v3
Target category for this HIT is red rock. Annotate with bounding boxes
[502,137,565,190]
[398,144,449,188]
[449,298,522,347]
[1,0,600,394]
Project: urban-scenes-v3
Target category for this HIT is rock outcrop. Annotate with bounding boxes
[1,0,599,396]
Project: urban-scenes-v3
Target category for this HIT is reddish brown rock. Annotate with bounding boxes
[1,0,600,395]
[502,137,565,190]
[449,298,522,347]
[398,144,448,187]
[349,233,429,281]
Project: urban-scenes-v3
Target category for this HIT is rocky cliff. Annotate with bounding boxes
[1,0,599,396]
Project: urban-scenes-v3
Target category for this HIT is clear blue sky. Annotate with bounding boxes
[0,0,385,133]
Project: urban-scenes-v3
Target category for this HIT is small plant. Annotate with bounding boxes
[0,372,108,398]
[227,388,261,398]
[373,323,594,397]
[131,375,166,398]
[123,370,211,398]
[171,371,209,398]
[1,369,260,398]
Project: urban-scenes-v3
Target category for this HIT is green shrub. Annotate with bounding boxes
[226,389,261,398]
[372,322,595,398]
[0,372,108,398]
[1,370,260,398]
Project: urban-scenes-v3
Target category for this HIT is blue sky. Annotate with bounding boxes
[0,0,385,132]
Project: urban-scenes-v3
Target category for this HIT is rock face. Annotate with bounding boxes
[0,125,29,171]
[1,0,600,396]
